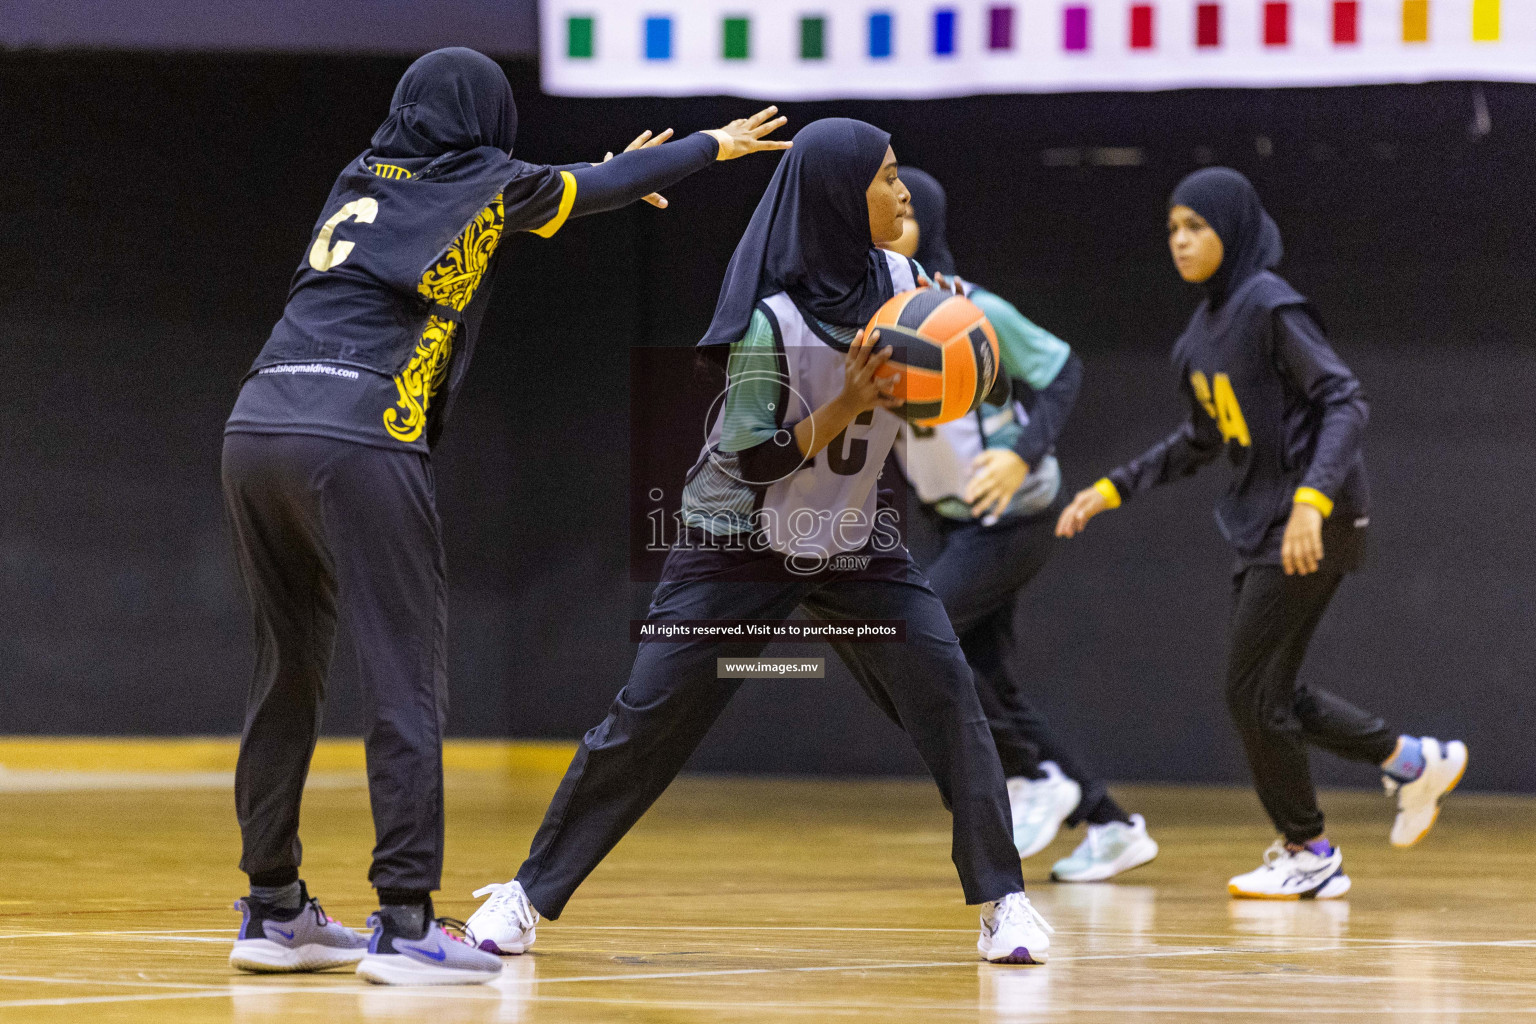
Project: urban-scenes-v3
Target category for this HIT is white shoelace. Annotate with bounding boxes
[1261,840,1290,868]
[471,881,537,928]
[995,893,1055,936]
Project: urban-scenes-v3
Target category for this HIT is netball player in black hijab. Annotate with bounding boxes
[1056,167,1466,900]
[886,168,1159,883]
[465,119,1055,967]
[222,47,789,986]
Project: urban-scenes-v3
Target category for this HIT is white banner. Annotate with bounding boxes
[541,0,1536,97]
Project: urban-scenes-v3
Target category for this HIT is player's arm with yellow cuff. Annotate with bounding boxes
[524,133,718,239]
[527,106,793,237]
[1272,306,1367,574]
[1273,306,1366,523]
[1055,395,1224,539]
[1091,477,1122,510]
[1293,487,1333,518]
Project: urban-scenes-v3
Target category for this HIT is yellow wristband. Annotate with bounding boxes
[1294,487,1333,518]
[1092,478,1122,510]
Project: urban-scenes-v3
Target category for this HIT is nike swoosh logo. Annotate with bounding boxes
[272,928,295,941]
[409,943,448,962]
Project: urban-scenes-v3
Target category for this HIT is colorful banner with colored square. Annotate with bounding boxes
[543,0,1536,97]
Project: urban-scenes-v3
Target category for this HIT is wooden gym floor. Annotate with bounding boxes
[1,739,1533,1023]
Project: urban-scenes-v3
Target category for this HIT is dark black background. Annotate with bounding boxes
[3,53,1531,789]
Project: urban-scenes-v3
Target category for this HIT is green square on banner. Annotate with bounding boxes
[567,16,594,58]
[724,17,750,59]
[801,16,825,58]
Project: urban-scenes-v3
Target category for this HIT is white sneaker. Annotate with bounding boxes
[1050,814,1160,882]
[978,891,1053,964]
[1227,841,1351,900]
[1008,762,1082,860]
[464,880,539,955]
[1385,737,1468,848]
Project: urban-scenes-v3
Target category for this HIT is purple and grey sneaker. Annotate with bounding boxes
[230,883,369,973]
[357,906,502,986]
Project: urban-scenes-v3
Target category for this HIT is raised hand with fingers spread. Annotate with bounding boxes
[703,106,794,161]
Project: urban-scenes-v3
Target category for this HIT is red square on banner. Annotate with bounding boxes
[1196,3,1220,47]
[1333,1,1359,44]
[1264,2,1288,45]
[1130,4,1154,48]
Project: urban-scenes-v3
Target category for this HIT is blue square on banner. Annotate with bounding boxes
[644,16,672,59]
[869,12,893,57]
[933,8,956,54]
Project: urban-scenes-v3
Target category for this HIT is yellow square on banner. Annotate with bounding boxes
[1473,0,1500,41]
[1402,0,1429,42]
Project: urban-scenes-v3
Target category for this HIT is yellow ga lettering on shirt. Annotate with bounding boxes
[1189,370,1251,448]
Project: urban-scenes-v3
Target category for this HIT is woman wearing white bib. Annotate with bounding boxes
[465,120,1053,966]
[887,169,1159,883]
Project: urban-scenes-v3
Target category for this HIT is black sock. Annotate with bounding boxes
[1084,795,1134,827]
[250,867,299,888]
[249,880,304,913]
[377,890,433,941]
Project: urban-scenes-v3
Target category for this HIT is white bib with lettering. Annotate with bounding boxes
[753,250,915,558]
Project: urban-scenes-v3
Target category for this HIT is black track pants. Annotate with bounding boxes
[222,432,449,893]
[1226,564,1398,844]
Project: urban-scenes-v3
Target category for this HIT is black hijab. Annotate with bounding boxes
[1169,167,1283,308]
[699,118,894,346]
[371,47,518,159]
[900,167,956,277]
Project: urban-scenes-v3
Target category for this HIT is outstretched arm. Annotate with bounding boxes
[566,106,791,219]
[1107,405,1225,498]
[1056,392,1223,538]
[568,132,717,216]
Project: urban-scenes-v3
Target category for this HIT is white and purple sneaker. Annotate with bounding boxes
[356,907,502,986]
[978,891,1053,965]
[464,879,538,955]
[1228,841,1351,900]
[230,883,369,973]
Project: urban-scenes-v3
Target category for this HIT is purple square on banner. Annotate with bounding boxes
[1063,5,1088,50]
[987,6,1013,50]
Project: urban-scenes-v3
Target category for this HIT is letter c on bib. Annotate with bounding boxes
[309,197,379,272]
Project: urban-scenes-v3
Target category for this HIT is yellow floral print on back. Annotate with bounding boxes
[383,195,506,444]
